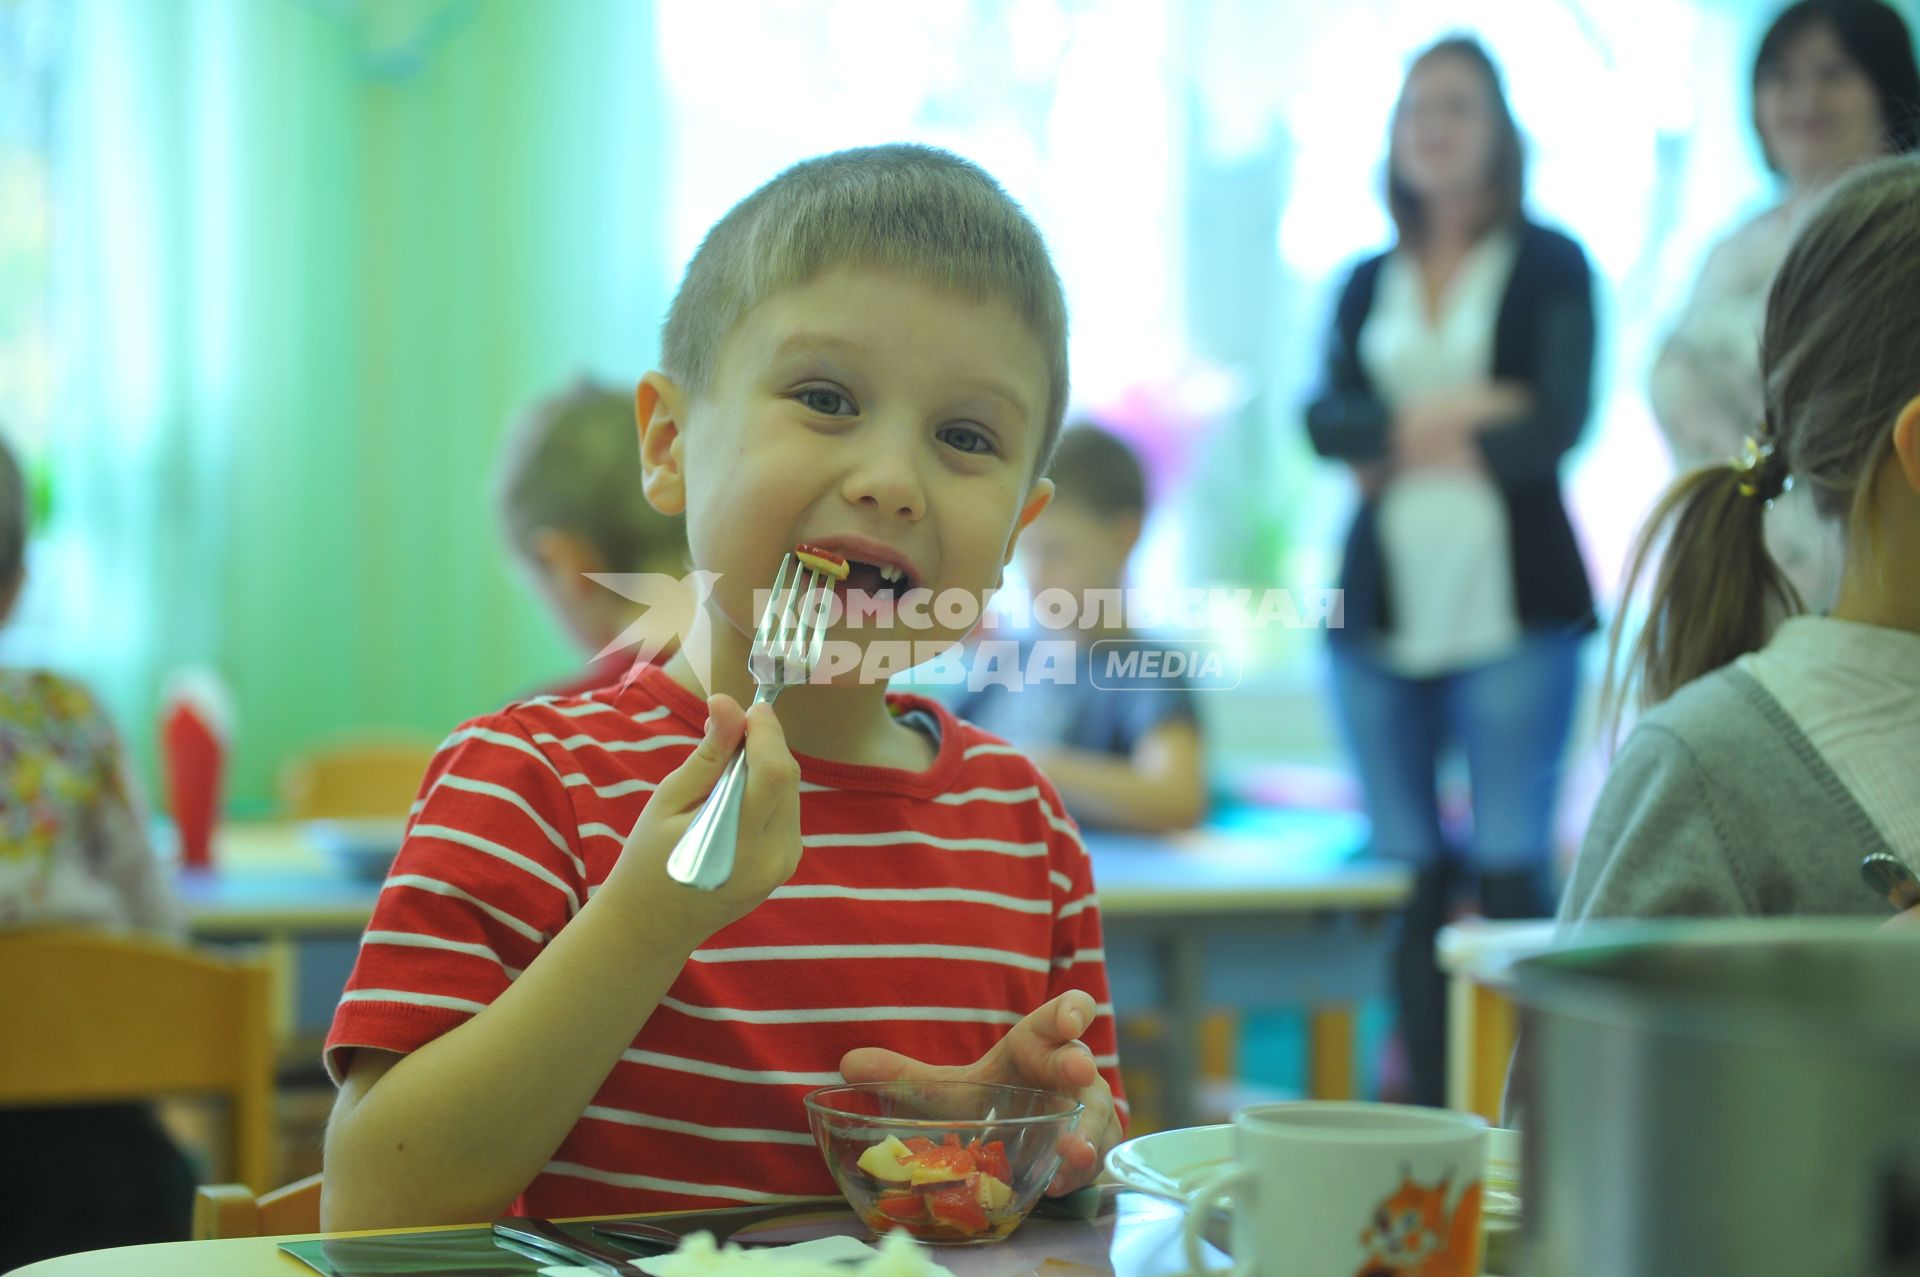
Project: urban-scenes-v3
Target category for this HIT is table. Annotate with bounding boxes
[10,1189,1219,1277]
[1084,812,1408,1126]
[182,811,1410,1128]
[175,824,386,1055]
[1436,919,1560,1124]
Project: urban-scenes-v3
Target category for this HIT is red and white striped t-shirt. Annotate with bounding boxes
[325,663,1125,1217]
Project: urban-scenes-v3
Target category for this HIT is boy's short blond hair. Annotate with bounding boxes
[497,378,688,572]
[660,143,1070,472]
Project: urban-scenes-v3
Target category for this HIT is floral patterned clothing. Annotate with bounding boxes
[0,668,180,933]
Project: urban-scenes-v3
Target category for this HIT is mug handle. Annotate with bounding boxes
[1182,1165,1254,1277]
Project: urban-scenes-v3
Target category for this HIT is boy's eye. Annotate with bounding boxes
[938,424,996,455]
[796,387,855,416]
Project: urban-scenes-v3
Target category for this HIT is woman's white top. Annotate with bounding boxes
[1651,201,1847,611]
[1359,231,1522,676]
[1739,616,1920,858]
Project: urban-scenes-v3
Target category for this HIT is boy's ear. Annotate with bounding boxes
[1000,478,1055,573]
[636,372,690,516]
[1893,393,1920,495]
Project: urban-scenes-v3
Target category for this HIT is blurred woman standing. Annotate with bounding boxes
[1305,37,1597,1107]
[1652,0,1920,610]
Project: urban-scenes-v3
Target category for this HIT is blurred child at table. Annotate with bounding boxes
[954,424,1207,833]
[1562,156,1920,925]
[322,144,1125,1229]
[0,433,194,1269]
[496,377,693,696]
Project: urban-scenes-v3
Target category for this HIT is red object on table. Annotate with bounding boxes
[162,696,226,870]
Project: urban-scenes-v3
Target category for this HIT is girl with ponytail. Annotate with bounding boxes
[1562,155,1920,923]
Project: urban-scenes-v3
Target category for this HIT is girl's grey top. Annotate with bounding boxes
[1561,666,1895,925]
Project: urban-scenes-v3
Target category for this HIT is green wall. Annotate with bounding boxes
[53,0,666,813]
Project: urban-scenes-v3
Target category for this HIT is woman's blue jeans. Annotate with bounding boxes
[1327,627,1584,1105]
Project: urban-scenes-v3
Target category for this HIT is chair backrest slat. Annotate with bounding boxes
[193,1172,323,1239]
[0,928,276,1191]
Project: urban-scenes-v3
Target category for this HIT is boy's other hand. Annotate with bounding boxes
[1881,904,1920,931]
[609,694,803,945]
[839,989,1118,1196]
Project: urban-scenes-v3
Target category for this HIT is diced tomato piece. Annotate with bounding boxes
[876,1194,925,1221]
[968,1138,1012,1184]
[793,542,848,569]
[916,1140,977,1176]
[927,1183,990,1235]
[903,1137,937,1155]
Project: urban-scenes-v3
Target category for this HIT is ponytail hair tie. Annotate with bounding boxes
[1734,435,1790,502]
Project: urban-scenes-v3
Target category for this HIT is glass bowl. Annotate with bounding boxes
[804,1081,1084,1245]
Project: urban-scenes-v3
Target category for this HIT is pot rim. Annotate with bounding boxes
[1511,919,1920,1054]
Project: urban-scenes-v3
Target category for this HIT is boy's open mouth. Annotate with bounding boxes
[840,558,913,599]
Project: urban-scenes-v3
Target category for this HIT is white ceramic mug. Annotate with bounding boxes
[1181,1102,1487,1277]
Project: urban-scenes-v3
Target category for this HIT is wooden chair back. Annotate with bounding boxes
[193,1172,323,1239]
[0,928,276,1190]
[279,741,436,820]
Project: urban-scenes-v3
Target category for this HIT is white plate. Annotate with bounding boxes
[1484,1126,1521,1221]
[1104,1123,1232,1200]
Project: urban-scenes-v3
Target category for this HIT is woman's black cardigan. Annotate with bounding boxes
[1304,219,1599,645]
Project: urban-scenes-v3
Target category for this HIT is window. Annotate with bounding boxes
[0,0,59,662]
[655,0,1787,695]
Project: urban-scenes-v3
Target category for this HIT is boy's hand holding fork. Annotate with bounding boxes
[615,692,804,943]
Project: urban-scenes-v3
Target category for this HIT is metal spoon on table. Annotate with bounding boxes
[1861,854,1920,913]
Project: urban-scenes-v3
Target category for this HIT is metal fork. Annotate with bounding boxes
[665,551,835,891]
[493,1217,653,1275]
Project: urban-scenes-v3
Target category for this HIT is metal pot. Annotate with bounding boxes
[1510,921,1920,1276]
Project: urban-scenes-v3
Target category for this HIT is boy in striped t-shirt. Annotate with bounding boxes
[322,145,1126,1228]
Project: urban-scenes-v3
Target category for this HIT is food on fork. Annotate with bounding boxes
[853,1134,1017,1240]
[793,542,851,580]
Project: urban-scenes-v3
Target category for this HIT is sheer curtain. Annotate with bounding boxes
[650,0,1869,651]
[38,0,666,808]
[0,0,59,659]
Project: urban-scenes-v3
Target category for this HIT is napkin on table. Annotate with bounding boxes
[160,667,233,870]
[537,1232,890,1277]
